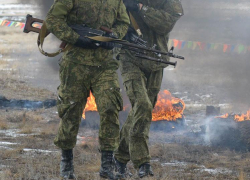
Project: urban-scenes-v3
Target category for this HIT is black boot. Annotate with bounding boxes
[114,158,127,180]
[138,163,154,178]
[60,149,76,180]
[99,151,115,180]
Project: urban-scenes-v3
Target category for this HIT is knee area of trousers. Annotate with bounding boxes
[136,99,153,112]
[99,107,119,116]
[57,94,83,118]
[96,88,123,113]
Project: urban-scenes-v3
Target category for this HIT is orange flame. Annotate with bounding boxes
[82,90,185,121]
[234,109,250,122]
[216,113,229,119]
[152,90,185,121]
[216,109,250,122]
[82,92,97,119]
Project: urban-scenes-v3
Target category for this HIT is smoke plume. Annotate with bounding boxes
[19,0,53,18]
[17,0,250,110]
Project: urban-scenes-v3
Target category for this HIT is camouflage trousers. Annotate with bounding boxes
[115,55,163,168]
[54,59,123,151]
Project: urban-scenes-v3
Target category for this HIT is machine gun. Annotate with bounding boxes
[23,14,184,67]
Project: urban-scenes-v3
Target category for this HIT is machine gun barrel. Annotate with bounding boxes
[112,40,185,60]
[122,46,177,67]
[134,54,177,67]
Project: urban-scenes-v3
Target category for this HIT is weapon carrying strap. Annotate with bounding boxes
[37,23,72,57]
[128,12,142,36]
[37,23,125,57]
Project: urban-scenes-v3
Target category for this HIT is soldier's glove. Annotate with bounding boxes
[124,27,147,47]
[123,0,139,12]
[71,24,98,49]
[100,33,117,50]
[74,36,98,49]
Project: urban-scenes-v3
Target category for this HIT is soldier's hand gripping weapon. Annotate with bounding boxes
[23,14,184,67]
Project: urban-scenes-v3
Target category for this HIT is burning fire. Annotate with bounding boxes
[82,90,185,121]
[152,90,185,121]
[217,113,229,119]
[216,109,250,122]
[82,92,97,119]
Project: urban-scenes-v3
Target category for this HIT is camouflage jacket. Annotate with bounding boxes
[45,0,130,66]
[123,0,183,71]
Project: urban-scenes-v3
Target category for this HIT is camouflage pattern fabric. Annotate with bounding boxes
[115,54,163,168]
[45,0,130,66]
[115,0,183,168]
[54,60,123,150]
[45,0,129,150]
[123,0,184,71]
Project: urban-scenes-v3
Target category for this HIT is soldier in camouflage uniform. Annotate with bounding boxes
[44,0,129,179]
[114,0,183,178]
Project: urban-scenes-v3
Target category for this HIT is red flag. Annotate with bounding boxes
[197,42,201,49]
[178,41,182,49]
[173,39,179,48]
[223,44,228,52]
[5,21,11,26]
[20,23,25,29]
[201,42,206,50]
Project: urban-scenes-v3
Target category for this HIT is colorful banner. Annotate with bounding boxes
[0,19,249,54]
[0,19,41,29]
[168,39,250,54]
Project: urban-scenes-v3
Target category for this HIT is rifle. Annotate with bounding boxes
[23,14,184,67]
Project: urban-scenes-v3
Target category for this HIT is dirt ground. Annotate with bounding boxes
[1,0,250,180]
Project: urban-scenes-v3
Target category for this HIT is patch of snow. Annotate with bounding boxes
[0,146,13,150]
[1,68,16,71]
[200,166,232,175]
[185,104,205,107]
[200,94,211,99]
[161,161,187,167]
[218,103,230,107]
[172,92,181,95]
[0,142,18,145]
[23,148,58,154]
[2,58,15,62]
[0,129,38,138]
[0,4,35,10]
[180,96,191,102]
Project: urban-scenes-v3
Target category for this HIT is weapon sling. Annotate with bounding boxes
[37,23,72,57]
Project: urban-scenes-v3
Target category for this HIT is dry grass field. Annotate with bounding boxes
[1,1,250,180]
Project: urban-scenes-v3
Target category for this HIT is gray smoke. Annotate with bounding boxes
[162,0,250,111]
[19,0,53,18]
[17,0,250,110]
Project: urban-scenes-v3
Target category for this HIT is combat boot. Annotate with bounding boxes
[60,149,76,180]
[114,158,127,180]
[99,151,115,180]
[138,163,154,178]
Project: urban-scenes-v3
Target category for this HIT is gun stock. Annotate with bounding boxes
[23,14,44,34]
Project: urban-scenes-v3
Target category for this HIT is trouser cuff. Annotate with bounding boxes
[133,156,151,169]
